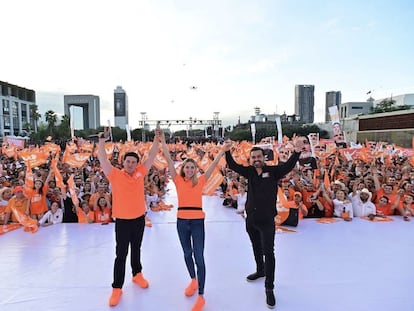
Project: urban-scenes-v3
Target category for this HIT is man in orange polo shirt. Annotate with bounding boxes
[98,128,161,307]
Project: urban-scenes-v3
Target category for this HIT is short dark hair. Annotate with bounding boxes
[250,146,264,155]
[124,152,140,162]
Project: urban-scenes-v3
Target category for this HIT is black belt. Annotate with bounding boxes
[178,207,202,210]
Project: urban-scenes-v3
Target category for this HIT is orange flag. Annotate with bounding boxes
[202,173,224,196]
[67,175,79,207]
[10,206,38,233]
[63,152,91,168]
[277,187,288,206]
[51,156,65,189]
[324,170,331,190]
[153,154,169,171]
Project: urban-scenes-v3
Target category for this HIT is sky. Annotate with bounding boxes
[2,0,414,130]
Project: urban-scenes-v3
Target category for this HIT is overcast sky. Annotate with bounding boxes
[2,0,414,130]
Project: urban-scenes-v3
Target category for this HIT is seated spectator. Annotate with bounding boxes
[375,195,396,216]
[38,201,63,227]
[89,182,111,209]
[0,187,13,223]
[76,200,95,224]
[62,185,78,223]
[94,196,112,223]
[3,186,29,224]
[351,188,376,217]
[323,189,353,221]
[231,183,247,214]
[304,193,325,218]
[280,191,308,219]
[392,190,414,221]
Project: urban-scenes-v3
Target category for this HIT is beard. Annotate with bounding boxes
[253,160,264,168]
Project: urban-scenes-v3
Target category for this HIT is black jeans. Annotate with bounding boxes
[112,215,145,288]
[246,217,275,290]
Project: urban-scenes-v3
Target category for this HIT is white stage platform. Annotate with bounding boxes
[1,183,414,311]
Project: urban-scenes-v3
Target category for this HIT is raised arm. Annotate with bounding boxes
[143,128,161,171]
[204,148,225,181]
[160,130,177,179]
[97,129,112,177]
[223,139,248,176]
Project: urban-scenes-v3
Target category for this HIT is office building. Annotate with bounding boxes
[0,80,35,137]
[325,91,341,122]
[114,86,128,129]
[295,85,314,123]
[64,95,100,129]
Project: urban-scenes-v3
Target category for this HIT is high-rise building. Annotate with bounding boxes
[114,86,128,129]
[0,80,35,137]
[64,95,100,130]
[294,85,314,123]
[325,91,342,122]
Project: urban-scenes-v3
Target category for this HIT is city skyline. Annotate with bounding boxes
[2,0,414,129]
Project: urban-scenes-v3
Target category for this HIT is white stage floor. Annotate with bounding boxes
[1,183,414,311]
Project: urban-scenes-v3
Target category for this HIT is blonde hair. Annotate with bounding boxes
[179,158,198,187]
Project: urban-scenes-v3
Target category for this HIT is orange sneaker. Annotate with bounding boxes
[109,288,122,306]
[132,272,149,288]
[185,278,198,297]
[191,296,205,311]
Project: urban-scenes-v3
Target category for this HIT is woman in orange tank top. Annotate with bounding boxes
[161,131,225,311]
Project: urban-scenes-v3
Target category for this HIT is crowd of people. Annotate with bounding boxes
[1,132,414,310]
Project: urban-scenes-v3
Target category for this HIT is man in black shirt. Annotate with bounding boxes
[223,137,303,309]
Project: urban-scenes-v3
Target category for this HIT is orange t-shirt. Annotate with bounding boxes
[375,189,397,206]
[174,175,206,219]
[94,207,112,223]
[77,210,95,223]
[26,186,49,215]
[89,192,111,209]
[107,165,147,219]
[375,203,394,216]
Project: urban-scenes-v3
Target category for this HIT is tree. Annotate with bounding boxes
[56,114,71,140]
[372,98,396,113]
[29,104,41,133]
[45,110,57,136]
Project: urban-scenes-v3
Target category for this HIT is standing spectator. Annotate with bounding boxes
[98,128,161,307]
[223,137,303,309]
[160,130,225,311]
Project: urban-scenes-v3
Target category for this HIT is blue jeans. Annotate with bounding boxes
[177,218,205,295]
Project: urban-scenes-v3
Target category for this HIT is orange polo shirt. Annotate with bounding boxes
[174,175,206,219]
[107,165,147,219]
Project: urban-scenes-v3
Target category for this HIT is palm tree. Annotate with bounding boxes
[45,110,57,136]
[29,104,41,133]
